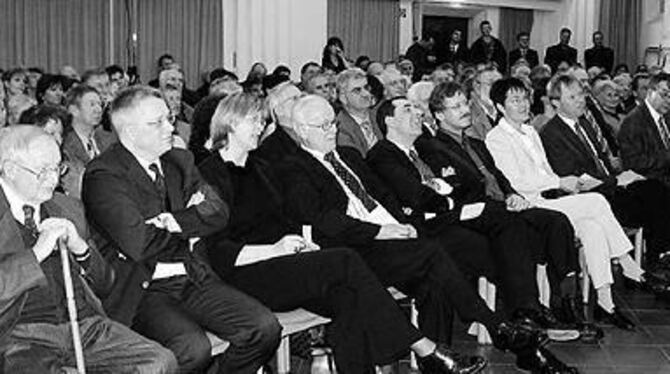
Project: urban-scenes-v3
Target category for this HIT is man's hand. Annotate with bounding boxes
[145,213,182,233]
[33,218,88,262]
[505,194,531,212]
[273,235,319,256]
[616,169,646,187]
[558,176,580,194]
[375,224,418,240]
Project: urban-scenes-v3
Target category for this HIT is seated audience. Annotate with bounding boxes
[541,74,670,295]
[297,61,321,91]
[304,72,330,100]
[467,66,502,141]
[631,73,651,108]
[592,80,624,137]
[199,92,489,374]
[335,69,383,157]
[255,82,303,166]
[281,94,578,374]
[0,125,177,373]
[188,93,227,164]
[368,96,582,340]
[82,86,282,373]
[35,74,67,106]
[485,77,643,331]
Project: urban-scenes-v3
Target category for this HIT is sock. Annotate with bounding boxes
[596,284,615,312]
[618,254,644,282]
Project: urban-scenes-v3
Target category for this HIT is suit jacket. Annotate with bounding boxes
[540,115,618,193]
[415,131,517,205]
[336,109,383,157]
[485,120,561,203]
[584,46,614,73]
[469,37,507,72]
[544,44,577,72]
[253,125,301,167]
[508,48,539,68]
[82,143,229,324]
[467,97,497,141]
[61,128,117,199]
[366,139,460,225]
[0,190,111,340]
[618,103,670,185]
[280,146,407,248]
[438,43,470,65]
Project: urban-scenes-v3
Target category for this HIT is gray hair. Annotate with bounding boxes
[0,125,52,173]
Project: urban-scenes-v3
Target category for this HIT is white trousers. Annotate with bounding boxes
[536,192,636,289]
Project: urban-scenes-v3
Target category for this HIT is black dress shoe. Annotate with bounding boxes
[594,306,636,330]
[418,344,487,374]
[491,321,547,354]
[516,346,579,374]
[513,307,579,341]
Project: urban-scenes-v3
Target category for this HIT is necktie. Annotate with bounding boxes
[359,120,378,149]
[657,116,670,150]
[86,137,100,159]
[462,138,505,201]
[583,109,612,156]
[324,151,377,212]
[22,204,39,238]
[575,119,610,177]
[149,163,167,206]
[408,149,435,182]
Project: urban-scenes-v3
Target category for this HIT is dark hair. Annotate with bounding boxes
[429,81,465,117]
[592,30,603,38]
[105,64,124,77]
[375,96,406,136]
[490,77,529,111]
[2,68,26,83]
[27,67,44,75]
[480,20,491,28]
[367,75,385,106]
[273,65,291,77]
[531,78,550,115]
[263,73,290,91]
[300,62,321,76]
[188,93,226,164]
[65,84,100,108]
[210,68,238,82]
[614,63,629,74]
[19,104,72,130]
[649,72,670,91]
[157,53,174,66]
[560,28,572,35]
[35,74,68,104]
[516,31,530,40]
[355,56,371,69]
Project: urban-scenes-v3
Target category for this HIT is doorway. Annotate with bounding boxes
[422,16,469,65]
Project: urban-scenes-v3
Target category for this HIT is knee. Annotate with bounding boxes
[168,331,212,372]
[138,345,178,374]
[247,312,282,354]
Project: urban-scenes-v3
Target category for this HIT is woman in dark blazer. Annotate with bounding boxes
[198,92,487,374]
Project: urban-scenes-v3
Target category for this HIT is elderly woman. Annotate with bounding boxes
[592,80,623,137]
[198,92,488,374]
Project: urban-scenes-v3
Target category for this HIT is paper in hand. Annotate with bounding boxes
[578,173,603,191]
[460,202,485,221]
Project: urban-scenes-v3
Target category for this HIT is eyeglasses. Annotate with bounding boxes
[303,119,337,132]
[147,114,176,127]
[13,162,68,182]
[443,101,469,111]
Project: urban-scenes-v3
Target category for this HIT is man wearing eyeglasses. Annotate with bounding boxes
[335,68,383,157]
[0,125,177,373]
[82,86,281,373]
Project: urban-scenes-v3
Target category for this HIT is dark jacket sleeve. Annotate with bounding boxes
[281,156,381,247]
[619,112,670,179]
[473,139,517,196]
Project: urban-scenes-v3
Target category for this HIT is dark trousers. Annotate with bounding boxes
[225,248,423,373]
[1,315,177,374]
[606,179,670,262]
[132,273,281,374]
[456,201,540,313]
[352,237,502,344]
[517,207,578,303]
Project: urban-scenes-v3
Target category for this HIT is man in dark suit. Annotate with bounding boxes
[584,31,614,74]
[469,20,507,73]
[540,74,670,291]
[369,96,581,330]
[508,32,539,69]
[545,28,578,73]
[619,73,670,186]
[254,82,303,166]
[82,86,281,373]
[335,69,383,157]
[281,94,578,374]
[0,126,176,373]
[439,30,470,66]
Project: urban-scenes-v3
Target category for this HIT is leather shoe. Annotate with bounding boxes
[418,344,487,374]
[513,307,579,342]
[516,346,579,374]
[594,306,636,330]
[491,321,547,354]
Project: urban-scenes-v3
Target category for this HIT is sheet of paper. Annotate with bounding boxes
[578,173,603,191]
[460,202,485,221]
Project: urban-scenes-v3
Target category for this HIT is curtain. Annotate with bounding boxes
[0,0,111,73]
[136,0,223,86]
[599,0,642,69]
[498,7,533,56]
[327,0,400,63]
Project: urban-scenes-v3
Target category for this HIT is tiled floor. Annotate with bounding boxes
[289,283,670,373]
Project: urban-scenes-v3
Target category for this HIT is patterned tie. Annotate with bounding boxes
[575,119,610,177]
[149,163,167,206]
[408,149,435,182]
[22,204,39,238]
[359,120,378,149]
[657,116,670,150]
[86,137,100,159]
[583,109,612,156]
[324,151,378,212]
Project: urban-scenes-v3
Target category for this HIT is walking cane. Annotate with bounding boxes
[58,238,86,374]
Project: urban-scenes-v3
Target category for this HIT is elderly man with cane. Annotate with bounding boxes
[0,125,176,373]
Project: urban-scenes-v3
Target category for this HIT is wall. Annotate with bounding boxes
[639,0,669,67]
[222,0,327,81]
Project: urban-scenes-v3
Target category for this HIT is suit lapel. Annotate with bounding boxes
[340,110,367,151]
[553,117,594,161]
[436,132,481,178]
[64,131,91,164]
[381,140,422,181]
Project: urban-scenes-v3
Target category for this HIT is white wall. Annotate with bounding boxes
[639,0,669,67]
[222,0,327,81]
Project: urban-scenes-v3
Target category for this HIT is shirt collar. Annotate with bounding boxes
[498,117,529,136]
[557,113,578,131]
[387,139,414,158]
[348,111,369,125]
[0,178,41,224]
[130,151,163,180]
[301,145,330,162]
[645,99,662,123]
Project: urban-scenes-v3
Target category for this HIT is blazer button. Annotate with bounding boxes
[141,281,150,289]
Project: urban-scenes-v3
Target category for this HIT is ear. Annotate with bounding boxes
[384,115,394,130]
[434,110,446,124]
